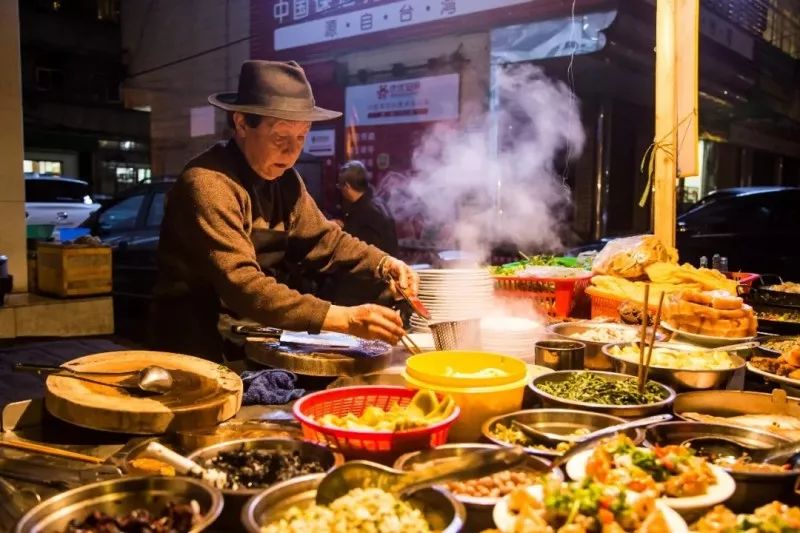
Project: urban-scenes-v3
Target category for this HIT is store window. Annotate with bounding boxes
[24,159,63,175]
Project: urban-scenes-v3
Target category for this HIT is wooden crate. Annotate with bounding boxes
[36,243,112,297]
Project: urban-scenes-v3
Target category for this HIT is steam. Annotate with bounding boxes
[384,64,585,260]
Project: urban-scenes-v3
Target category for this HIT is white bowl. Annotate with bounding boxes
[492,485,688,533]
[566,448,735,514]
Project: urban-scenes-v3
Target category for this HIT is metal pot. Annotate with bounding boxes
[240,473,466,533]
[186,438,343,530]
[602,342,747,391]
[481,408,645,458]
[529,370,676,418]
[645,421,799,512]
[547,321,666,371]
[393,443,559,532]
[15,476,222,533]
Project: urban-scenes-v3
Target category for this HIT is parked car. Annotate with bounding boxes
[25,175,101,233]
[81,180,173,341]
[570,186,800,280]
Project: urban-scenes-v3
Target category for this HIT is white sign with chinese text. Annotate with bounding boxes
[303,128,336,156]
[273,0,531,50]
[345,73,459,127]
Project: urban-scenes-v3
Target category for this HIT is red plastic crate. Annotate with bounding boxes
[293,386,459,460]
[493,272,592,317]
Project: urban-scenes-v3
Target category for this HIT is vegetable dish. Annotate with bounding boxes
[608,345,737,370]
[692,501,800,532]
[536,373,669,406]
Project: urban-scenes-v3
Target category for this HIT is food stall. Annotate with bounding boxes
[3,230,800,533]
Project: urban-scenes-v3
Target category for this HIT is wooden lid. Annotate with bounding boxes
[45,351,242,435]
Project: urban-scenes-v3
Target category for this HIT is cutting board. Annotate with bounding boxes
[44,351,242,435]
[245,339,392,377]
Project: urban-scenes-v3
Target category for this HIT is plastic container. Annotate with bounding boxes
[58,227,91,242]
[493,272,592,317]
[401,352,533,442]
[405,351,527,388]
[292,386,459,461]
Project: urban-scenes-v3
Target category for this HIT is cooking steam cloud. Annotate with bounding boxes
[384,64,585,261]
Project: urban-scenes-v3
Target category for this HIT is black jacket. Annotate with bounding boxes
[323,190,399,306]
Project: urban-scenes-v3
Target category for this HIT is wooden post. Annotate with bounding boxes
[653,0,678,247]
[653,0,699,247]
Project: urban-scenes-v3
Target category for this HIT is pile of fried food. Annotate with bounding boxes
[663,289,757,338]
[592,235,678,280]
[750,346,800,380]
[693,501,800,532]
[312,389,456,432]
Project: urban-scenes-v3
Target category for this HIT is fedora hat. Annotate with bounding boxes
[208,60,341,122]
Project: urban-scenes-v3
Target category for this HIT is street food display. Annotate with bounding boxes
[579,434,717,498]
[310,388,456,432]
[692,501,800,532]
[199,448,326,490]
[493,479,682,533]
[663,290,757,338]
[260,487,431,533]
[64,501,200,533]
[535,372,669,406]
[608,345,738,370]
[17,264,800,533]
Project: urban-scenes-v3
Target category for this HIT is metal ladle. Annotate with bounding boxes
[14,363,174,394]
[682,437,800,465]
[512,414,673,447]
[315,446,526,505]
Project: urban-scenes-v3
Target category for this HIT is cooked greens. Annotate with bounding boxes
[536,372,668,405]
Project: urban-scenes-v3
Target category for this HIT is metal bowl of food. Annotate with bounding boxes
[645,421,798,512]
[602,342,747,391]
[15,476,222,533]
[186,438,343,529]
[529,370,676,418]
[547,321,666,371]
[393,444,558,532]
[481,409,645,458]
[240,473,465,533]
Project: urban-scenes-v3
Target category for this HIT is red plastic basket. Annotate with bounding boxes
[293,386,459,460]
[493,272,592,317]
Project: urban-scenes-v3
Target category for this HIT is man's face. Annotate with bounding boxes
[234,114,311,180]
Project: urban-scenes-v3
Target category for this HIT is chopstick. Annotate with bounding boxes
[638,284,651,392]
[0,439,104,464]
[400,334,423,355]
[642,292,666,388]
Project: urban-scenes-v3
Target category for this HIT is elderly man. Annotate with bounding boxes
[152,60,417,361]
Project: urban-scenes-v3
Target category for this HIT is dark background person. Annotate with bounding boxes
[320,161,399,307]
[150,60,416,362]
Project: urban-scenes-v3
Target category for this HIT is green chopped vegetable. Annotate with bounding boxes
[489,255,581,276]
[536,372,668,406]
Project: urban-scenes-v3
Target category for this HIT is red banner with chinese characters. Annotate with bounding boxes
[251,0,604,59]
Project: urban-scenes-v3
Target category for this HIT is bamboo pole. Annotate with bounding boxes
[653,0,678,247]
[675,0,699,179]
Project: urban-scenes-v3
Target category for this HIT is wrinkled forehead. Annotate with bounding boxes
[268,118,312,134]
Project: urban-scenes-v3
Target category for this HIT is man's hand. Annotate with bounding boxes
[382,257,420,299]
[323,304,405,345]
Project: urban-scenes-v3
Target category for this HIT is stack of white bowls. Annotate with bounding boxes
[480,316,542,359]
[410,268,494,332]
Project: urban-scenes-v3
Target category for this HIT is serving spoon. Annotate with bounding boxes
[682,437,800,465]
[315,446,526,505]
[512,414,673,447]
[14,363,174,394]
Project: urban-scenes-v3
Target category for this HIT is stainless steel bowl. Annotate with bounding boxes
[393,443,557,533]
[547,322,666,371]
[481,409,645,457]
[602,342,747,391]
[529,370,676,418]
[645,421,798,512]
[186,438,343,529]
[240,473,466,533]
[673,389,800,420]
[15,476,222,533]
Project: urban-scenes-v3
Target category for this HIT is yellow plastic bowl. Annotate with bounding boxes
[402,367,532,442]
[405,351,528,388]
